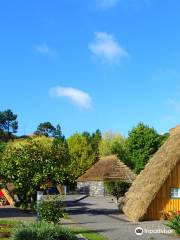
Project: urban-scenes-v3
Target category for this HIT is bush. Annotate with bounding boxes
[104,181,130,203]
[10,221,78,240]
[37,195,65,224]
[167,212,180,235]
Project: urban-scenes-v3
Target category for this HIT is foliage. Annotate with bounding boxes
[0,220,107,240]
[159,132,169,145]
[0,109,18,141]
[0,220,20,240]
[83,129,101,161]
[167,212,180,235]
[34,122,62,138]
[104,181,130,202]
[71,228,107,240]
[0,141,6,157]
[10,221,78,240]
[99,131,132,167]
[54,124,65,140]
[37,195,64,224]
[0,136,69,207]
[127,123,162,173]
[67,131,101,181]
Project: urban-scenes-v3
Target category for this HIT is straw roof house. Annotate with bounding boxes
[123,125,180,221]
[77,155,135,196]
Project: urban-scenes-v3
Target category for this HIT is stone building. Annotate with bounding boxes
[76,155,135,196]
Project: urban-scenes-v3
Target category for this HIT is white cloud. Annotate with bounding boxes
[35,43,56,56]
[49,86,92,109]
[96,0,119,9]
[89,32,128,64]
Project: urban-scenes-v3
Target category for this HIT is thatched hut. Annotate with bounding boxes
[123,125,180,221]
[76,155,135,196]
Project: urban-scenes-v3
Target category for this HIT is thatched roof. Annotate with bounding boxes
[122,125,180,222]
[76,155,135,182]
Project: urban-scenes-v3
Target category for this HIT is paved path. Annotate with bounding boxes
[64,196,179,240]
[0,206,35,221]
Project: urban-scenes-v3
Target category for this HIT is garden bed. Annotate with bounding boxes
[0,220,107,240]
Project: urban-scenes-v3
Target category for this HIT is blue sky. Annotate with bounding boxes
[1,0,180,137]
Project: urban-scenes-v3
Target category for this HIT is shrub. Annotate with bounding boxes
[37,195,65,224]
[104,181,130,203]
[167,212,180,235]
[10,221,78,240]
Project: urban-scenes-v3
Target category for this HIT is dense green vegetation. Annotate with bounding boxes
[11,221,78,240]
[67,130,101,181]
[0,220,107,240]
[127,123,168,173]
[104,181,130,202]
[0,136,69,207]
[0,108,170,205]
[99,131,131,167]
[0,109,18,141]
[167,212,180,235]
[37,195,65,224]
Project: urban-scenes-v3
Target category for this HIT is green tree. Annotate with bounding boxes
[67,133,98,180]
[104,181,130,203]
[34,122,56,137]
[160,132,169,145]
[82,129,102,162]
[0,109,18,141]
[54,124,64,140]
[127,122,162,173]
[0,141,6,160]
[99,131,131,167]
[0,136,69,207]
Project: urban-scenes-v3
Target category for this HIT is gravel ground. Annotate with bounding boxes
[64,195,179,240]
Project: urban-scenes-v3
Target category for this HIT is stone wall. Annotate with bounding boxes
[77,181,105,196]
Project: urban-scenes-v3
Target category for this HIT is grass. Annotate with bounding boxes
[71,228,107,240]
[0,220,20,240]
[0,220,107,240]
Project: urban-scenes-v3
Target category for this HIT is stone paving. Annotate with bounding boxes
[64,195,180,240]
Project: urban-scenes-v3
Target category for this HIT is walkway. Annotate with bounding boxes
[64,196,179,240]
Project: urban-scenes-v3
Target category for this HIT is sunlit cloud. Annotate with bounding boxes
[89,32,128,64]
[49,86,93,109]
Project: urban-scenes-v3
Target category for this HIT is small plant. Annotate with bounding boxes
[37,195,65,224]
[160,210,170,220]
[167,212,180,235]
[10,221,78,240]
[161,210,180,220]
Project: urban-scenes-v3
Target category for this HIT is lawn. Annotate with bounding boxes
[0,220,20,240]
[71,228,107,240]
[0,220,107,240]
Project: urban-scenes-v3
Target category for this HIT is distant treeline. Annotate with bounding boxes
[0,108,169,207]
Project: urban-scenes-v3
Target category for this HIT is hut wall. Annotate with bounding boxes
[146,162,180,220]
[77,181,105,196]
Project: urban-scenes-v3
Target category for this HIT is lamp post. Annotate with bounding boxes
[37,191,43,221]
